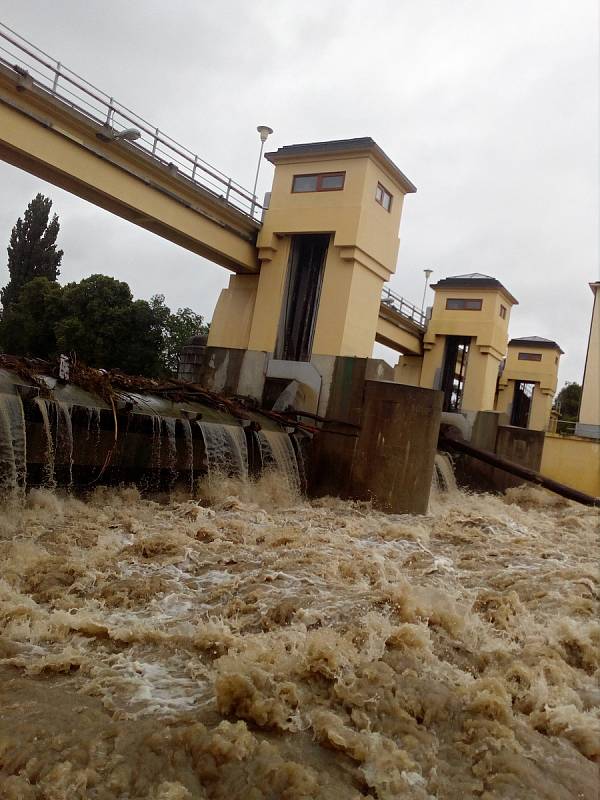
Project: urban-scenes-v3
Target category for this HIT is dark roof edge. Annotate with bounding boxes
[430,276,519,305]
[509,338,564,353]
[265,138,417,194]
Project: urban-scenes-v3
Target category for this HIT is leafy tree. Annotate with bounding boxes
[55,275,165,377]
[555,381,582,434]
[0,277,63,358]
[0,271,209,378]
[1,194,63,313]
[556,382,582,418]
[150,294,209,375]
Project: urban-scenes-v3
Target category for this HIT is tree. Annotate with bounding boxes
[556,382,582,419]
[0,277,63,359]
[1,194,63,314]
[55,275,165,377]
[0,272,209,379]
[150,294,209,375]
[555,381,582,434]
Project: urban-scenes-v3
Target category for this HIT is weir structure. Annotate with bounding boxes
[3,23,594,508]
[0,362,307,497]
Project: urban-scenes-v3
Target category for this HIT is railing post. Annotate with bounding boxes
[152,127,159,155]
[225,178,232,203]
[191,155,198,182]
[105,97,114,126]
[51,61,61,93]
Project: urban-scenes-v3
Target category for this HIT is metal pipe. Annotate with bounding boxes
[440,435,600,507]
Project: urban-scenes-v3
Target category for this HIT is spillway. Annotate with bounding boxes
[0,367,302,496]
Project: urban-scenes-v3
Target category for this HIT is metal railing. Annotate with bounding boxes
[380,286,427,329]
[0,22,263,221]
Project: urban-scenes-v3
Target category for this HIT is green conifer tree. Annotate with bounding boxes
[1,193,63,313]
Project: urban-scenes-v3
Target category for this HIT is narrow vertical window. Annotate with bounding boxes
[375,182,392,211]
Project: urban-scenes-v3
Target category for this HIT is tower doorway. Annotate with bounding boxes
[441,336,471,412]
[511,381,535,428]
[276,233,330,362]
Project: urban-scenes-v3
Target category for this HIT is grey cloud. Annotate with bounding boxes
[0,0,597,385]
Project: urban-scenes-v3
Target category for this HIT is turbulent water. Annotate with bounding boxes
[0,478,598,799]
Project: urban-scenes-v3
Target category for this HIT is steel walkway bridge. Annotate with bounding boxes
[0,22,424,354]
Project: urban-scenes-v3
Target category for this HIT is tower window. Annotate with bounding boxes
[375,182,392,211]
[518,352,542,361]
[500,304,507,319]
[292,172,345,193]
[445,298,483,311]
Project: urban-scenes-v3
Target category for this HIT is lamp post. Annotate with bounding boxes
[251,125,273,217]
[421,269,433,314]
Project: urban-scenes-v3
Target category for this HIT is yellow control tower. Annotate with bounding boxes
[495,337,563,430]
[417,273,518,412]
[208,138,416,361]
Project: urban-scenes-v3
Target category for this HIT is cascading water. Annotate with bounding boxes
[431,451,457,495]
[198,421,249,479]
[258,429,301,493]
[0,392,27,493]
[34,397,56,488]
[150,416,162,478]
[56,402,74,487]
[163,417,177,488]
[180,417,194,492]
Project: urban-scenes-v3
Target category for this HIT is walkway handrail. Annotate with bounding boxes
[0,22,263,220]
[380,286,427,329]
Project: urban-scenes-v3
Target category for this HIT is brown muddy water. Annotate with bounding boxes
[0,477,598,799]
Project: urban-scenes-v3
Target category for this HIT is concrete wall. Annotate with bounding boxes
[451,413,546,494]
[541,434,600,496]
[492,426,545,491]
[311,379,442,514]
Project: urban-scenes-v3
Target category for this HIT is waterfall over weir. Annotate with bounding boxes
[0,392,27,493]
[198,422,249,480]
[0,368,304,496]
[431,452,457,495]
[258,429,301,494]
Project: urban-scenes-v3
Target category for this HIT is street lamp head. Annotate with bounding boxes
[117,128,142,142]
[97,126,141,143]
[257,125,273,143]
[424,269,433,280]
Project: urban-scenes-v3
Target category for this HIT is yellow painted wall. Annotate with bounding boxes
[495,343,561,431]
[213,142,415,359]
[419,282,515,412]
[394,355,423,386]
[541,434,600,497]
[461,345,500,411]
[579,283,600,430]
[246,237,292,352]
[207,274,258,350]
[496,381,554,431]
[424,287,512,356]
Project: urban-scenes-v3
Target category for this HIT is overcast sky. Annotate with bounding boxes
[0,1,597,386]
